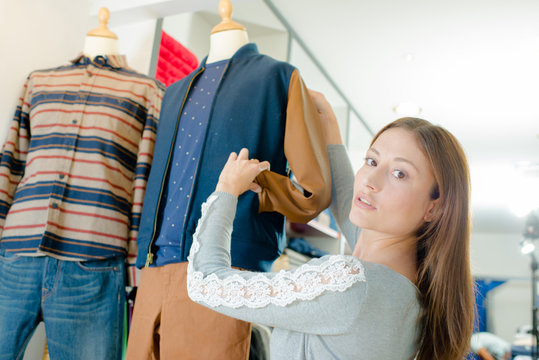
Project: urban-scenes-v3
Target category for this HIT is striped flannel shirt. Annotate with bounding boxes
[0,54,165,272]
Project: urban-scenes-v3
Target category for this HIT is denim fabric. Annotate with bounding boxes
[0,250,125,360]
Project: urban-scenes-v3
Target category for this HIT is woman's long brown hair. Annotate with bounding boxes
[371,118,474,359]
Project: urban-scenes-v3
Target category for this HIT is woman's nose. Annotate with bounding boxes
[361,169,381,192]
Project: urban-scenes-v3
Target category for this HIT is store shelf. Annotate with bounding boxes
[288,219,340,239]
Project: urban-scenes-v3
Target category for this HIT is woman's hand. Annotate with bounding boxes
[215,148,270,197]
[309,89,343,145]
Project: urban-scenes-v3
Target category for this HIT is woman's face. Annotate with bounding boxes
[350,127,438,238]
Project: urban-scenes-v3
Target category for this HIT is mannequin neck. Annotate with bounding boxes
[206,29,248,64]
[83,35,119,59]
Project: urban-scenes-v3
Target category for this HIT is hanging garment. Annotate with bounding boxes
[155,31,198,87]
[152,59,228,267]
[0,55,164,268]
[136,43,331,272]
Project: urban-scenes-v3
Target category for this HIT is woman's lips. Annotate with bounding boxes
[354,194,376,210]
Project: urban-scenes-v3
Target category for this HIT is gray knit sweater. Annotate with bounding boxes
[187,144,422,359]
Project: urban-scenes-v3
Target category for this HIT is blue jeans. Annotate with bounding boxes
[0,250,125,360]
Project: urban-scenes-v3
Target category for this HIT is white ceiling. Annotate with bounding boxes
[98,0,539,234]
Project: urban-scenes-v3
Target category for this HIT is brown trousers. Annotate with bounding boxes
[125,262,251,360]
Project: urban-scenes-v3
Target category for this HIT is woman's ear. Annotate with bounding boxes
[424,198,440,223]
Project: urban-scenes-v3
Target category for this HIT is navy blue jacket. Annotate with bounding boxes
[136,44,331,272]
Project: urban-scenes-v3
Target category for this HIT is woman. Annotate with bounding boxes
[186,91,474,359]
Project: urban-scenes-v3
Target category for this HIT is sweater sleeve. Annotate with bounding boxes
[256,69,331,223]
[126,80,165,286]
[187,191,368,335]
[327,144,361,249]
[0,77,32,238]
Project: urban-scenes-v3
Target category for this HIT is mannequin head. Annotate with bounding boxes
[83,7,119,58]
[206,0,249,64]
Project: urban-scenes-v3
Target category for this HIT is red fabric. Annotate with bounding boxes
[156,31,199,87]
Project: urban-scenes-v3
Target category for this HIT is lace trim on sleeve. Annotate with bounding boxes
[187,195,367,309]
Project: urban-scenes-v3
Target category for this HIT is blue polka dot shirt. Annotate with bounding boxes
[153,60,228,267]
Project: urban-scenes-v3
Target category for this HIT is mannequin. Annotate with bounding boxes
[83,7,119,58]
[206,0,248,63]
[0,4,165,359]
[126,0,331,358]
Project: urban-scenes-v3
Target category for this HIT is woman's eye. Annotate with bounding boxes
[392,170,406,180]
[365,158,377,166]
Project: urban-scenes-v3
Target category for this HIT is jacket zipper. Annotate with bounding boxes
[145,67,205,267]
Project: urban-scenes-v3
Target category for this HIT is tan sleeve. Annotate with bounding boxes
[256,69,331,223]
[477,348,495,360]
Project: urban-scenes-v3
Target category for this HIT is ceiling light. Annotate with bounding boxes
[521,239,535,254]
[393,102,422,116]
[402,53,415,62]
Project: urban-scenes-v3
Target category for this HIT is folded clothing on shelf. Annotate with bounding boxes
[287,237,329,258]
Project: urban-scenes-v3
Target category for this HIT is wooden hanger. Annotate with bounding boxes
[87,7,118,39]
[211,0,246,34]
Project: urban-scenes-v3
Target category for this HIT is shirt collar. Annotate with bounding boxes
[71,53,128,69]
